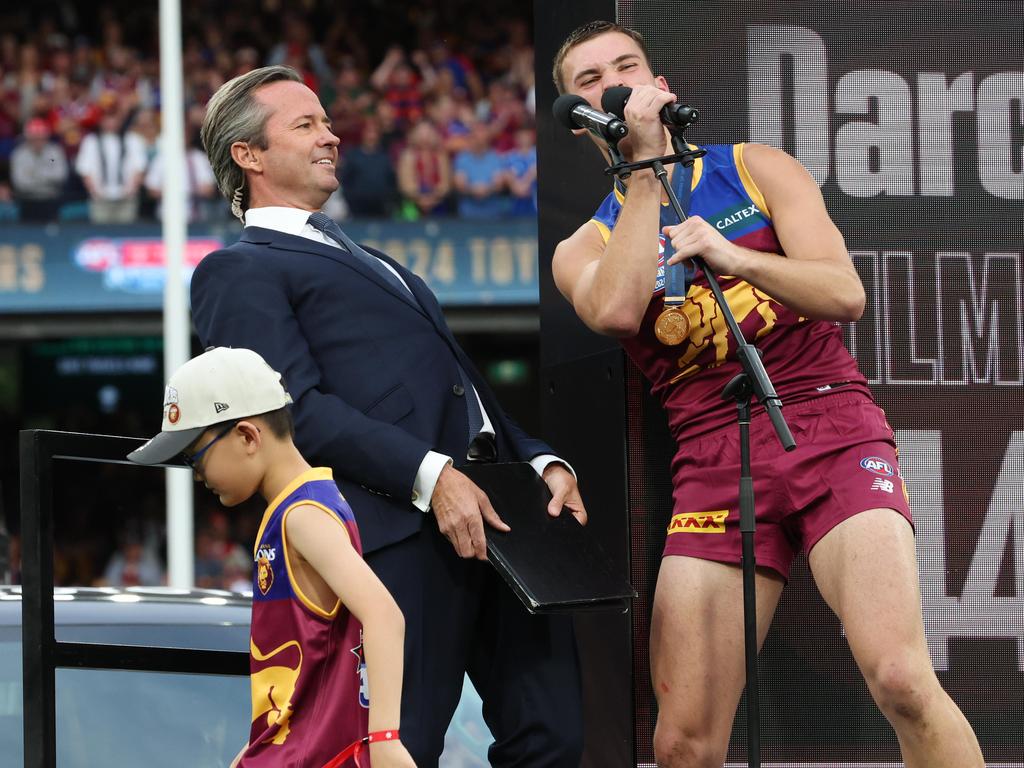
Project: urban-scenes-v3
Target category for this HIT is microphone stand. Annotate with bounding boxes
[604,129,797,768]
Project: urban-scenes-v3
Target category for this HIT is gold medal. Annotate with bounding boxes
[654,305,690,346]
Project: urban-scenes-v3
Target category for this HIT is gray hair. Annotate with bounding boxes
[200,65,303,221]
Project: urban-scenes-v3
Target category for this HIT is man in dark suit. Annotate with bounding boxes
[193,65,585,767]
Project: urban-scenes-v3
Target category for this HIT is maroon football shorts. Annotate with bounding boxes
[664,390,913,579]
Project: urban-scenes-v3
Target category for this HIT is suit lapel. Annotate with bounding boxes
[239,227,473,366]
[242,227,426,318]
[239,227,502,446]
[402,267,460,343]
[403,269,485,393]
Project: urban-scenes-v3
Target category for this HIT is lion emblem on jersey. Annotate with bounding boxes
[257,553,274,595]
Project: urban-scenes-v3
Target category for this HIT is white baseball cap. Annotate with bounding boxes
[127,347,293,465]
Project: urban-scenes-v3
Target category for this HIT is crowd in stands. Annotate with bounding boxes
[0,0,539,590]
[0,0,538,226]
[2,492,261,593]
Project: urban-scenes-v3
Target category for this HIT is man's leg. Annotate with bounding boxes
[808,508,984,768]
[650,556,784,768]
[364,519,480,768]
[467,567,583,768]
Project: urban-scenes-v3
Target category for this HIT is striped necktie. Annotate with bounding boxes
[306,211,408,294]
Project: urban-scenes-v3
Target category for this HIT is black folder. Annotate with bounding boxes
[461,462,635,614]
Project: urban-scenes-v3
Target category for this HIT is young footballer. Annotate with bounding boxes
[129,346,415,767]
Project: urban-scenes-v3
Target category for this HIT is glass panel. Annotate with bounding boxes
[56,668,249,768]
[0,641,22,766]
[56,622,249,651]
[440,675,492,767]
[6,634,492,765]
[0,628,249,767]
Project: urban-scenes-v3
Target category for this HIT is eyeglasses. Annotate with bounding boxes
[181,421,238,471]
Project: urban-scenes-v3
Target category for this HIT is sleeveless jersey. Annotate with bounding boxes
[591,143,870,441]
[239,467,369,767]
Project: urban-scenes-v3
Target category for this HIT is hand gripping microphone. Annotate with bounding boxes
[552,93,628,141]
[601,86,699,130]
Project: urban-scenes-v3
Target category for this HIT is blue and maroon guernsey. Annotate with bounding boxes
[239,467,369,767]
[590,143,871,441]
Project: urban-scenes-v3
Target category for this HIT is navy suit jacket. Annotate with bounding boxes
[190,225,554,553]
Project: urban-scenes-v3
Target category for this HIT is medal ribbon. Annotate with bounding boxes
[663,160,694,307]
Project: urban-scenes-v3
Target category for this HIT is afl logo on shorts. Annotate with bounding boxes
[167,404,180,424]
[860,457,894,476]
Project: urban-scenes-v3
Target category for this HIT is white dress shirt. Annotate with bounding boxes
[74,130,147,199]
[244,207,569,511]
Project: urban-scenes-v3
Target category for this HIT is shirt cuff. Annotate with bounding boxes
[412,450,453,512]
[530,454,575,480]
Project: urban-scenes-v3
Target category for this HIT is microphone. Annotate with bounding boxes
[601,86,699,130]
[552,93,629,141]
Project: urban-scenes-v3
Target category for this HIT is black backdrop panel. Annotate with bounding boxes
[538,0,1023,765]
[541,350,634,768]
[534,2,633,766]
[615,1,1023,763]
[535,0,622,370]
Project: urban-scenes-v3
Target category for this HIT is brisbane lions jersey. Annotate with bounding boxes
[590,143,870,441]
[239,467,369,767]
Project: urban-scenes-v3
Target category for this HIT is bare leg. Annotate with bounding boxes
[649,556,784,767]
[809,508,984,768]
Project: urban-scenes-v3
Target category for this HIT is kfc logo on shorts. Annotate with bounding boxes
[860,457,894,476]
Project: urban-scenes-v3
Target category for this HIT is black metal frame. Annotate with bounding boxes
[19,429,249,768]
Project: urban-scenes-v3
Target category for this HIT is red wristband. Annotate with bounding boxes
[321,729,401,768]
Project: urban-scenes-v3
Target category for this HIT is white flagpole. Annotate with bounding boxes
[159,0,193,588]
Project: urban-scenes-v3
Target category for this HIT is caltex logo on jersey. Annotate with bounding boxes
[860,457,894,476]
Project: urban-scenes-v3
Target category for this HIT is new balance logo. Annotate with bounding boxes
[871,478,895,493]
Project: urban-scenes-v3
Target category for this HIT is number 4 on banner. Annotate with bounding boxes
[898,430,1024,672]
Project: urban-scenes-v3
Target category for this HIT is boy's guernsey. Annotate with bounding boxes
[590,143,870,441]
[240,467,369,767]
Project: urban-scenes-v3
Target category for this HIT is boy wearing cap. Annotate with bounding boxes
[129,347,415,768]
